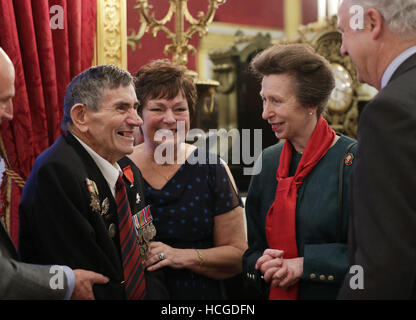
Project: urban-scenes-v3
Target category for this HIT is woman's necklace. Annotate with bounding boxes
[147,161,179,182]
[145,144,188,182]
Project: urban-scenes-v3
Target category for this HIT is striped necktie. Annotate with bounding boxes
[115,175,146,299]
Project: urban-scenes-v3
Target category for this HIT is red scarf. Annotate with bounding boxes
[265,116,335,300]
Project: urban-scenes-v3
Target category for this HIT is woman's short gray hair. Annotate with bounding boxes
[351,0,416,40]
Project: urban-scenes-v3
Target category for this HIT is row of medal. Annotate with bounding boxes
[132,205,157,259]
[86,177,156,259]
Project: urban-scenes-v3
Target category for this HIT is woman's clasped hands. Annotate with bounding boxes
[255,249,304,290]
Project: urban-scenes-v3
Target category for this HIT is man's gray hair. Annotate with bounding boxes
[62,64,134,131]
[351,0,416,40]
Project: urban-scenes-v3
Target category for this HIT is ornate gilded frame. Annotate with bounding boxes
[94,0,127,69]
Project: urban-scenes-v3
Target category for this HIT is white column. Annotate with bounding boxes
[328,0,341,17]
[318,0,327,20]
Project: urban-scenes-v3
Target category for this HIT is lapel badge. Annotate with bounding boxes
[123,165,135,188]
[86,178,101,213]
[136,193,141,205]
[344,153,354,166]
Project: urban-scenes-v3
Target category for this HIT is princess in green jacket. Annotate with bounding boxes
[242,44,357,300]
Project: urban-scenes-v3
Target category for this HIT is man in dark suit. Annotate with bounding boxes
[18,64,148,299]
[0,47,108,299]
[337,0,416,299]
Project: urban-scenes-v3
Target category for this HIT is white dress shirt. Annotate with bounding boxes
[73,134,122,197]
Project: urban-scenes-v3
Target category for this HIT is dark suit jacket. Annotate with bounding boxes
[1,221,67,299]
[18,132,148,299]
[338,53,416,299]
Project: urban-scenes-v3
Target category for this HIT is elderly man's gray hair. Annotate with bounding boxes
[62,64,134,131]
[350,0,416,40]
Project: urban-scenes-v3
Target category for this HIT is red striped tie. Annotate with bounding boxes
[115,176,146,300]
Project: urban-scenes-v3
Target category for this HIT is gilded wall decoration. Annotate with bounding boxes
[95,0,127,69]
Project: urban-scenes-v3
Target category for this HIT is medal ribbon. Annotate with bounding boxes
[132,205,152,232]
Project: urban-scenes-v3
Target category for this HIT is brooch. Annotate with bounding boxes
[344,153,354,166]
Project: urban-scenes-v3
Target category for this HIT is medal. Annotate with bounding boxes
[142,225,150,242]
[149,222,157,239]
[123,165,135,189]
[139,241,148,259]
[101,198,109,216]
[136,230,148,259]
[132,205,156,258]
[108,223,116,238]
[86,178,101,213]
[90,196,100,213]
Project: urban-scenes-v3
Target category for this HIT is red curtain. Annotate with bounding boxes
[0,0,97,246]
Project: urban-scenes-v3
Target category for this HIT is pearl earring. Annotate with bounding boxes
[309,112,313,116]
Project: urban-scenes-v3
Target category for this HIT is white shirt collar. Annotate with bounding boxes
[381,46,416,89]
[72,134,122,197]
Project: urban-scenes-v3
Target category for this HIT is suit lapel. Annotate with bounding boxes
[63,132,122,272]
[118,156,147,215]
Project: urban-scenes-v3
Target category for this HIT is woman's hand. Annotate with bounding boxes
[256,249,304,290]
[270,257,304,290]
[144,241,188,271]
[255,249,285,283]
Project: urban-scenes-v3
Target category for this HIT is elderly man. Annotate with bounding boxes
[337,0,416,299]
[0,47,108,299]
[18,64,148,299]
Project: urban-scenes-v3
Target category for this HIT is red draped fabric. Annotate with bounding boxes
[0,0,97,246]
